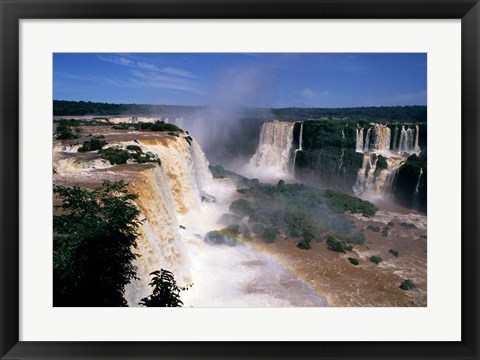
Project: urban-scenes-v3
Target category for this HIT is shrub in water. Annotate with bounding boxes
[78,139,107,152]
[326,235,346,253]
[388,248,399,257]
[297,239,311,250]
[348,257,359,266]
[99,147,131,165]
[347,231,365,245]
[399,279,416,290]
[401,222,416,229]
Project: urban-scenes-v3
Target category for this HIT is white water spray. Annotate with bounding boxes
[246,121,295,181]
[354,123,421,198]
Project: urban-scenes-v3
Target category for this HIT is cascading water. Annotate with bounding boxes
[412,168,423,211]
[246,121,295,180]
[336,125,347,188]
[414,125,420,155]
[354,123,421,198]
[364,127,372,151]
[356,127,364,152]
[122,134,326,307]
[53,132,327,307]
[298,122,304,151]
[292,122,304,178]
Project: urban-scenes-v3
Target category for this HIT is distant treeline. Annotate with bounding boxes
[272,106,427,123]
[53,100,196,117]
[53,100,427,122]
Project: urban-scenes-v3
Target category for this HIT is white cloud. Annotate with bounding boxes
[300,88,315,98]
[162,66,194,78]
[137,62,157,71]
[131,70,204,94]
[97,55,134,67]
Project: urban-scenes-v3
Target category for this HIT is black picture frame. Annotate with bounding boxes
[1,1,479,359]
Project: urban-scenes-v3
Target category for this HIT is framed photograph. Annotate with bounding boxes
[1,0,479,359]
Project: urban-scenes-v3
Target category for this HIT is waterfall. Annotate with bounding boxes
[373,157,406,195]
[353,154,406,197]
[353,122,422,199]
[124,165,190,305]
[292,122,304,178]
[354,154,376,195]
[126,134,325,307]
[364,127,372,152]
[372,124,391,152]
[397,125,417,154]
[54,132,328,307]
[414,125,420,155]
[412,168,423,210]
[247,121,295,179]
[360,124,391,153]
[336,126,347,188]
[298,122,304,151]
[355,127,364,152]
[392,126,399,151]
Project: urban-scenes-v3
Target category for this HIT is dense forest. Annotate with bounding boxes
[53,100,426,123]
[272,106,426,123]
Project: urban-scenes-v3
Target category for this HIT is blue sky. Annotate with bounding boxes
[53,53,427,108]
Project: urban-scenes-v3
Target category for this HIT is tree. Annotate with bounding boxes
[55,120,80,140]
[139,269,191,307]
[53,181,141,307]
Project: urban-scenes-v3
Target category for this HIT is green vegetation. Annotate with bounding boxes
[134,121,184,133]
[296,239,311,250]
[204,225,239,246]
[326,235,346,254]
[295,146,363,193]
[252,223,265,235]
[324,189,377,217]
[262,226,278,243]
[214,172,377,253]
[400,222,417,229]
[209,165,228,179]
[55,120,80,140]
[53,181,141,306]
[128,148,161,165]
[139,269,191,307]
[99,147,131,165]
[126,145,142,151]
[376,155,388,170]
[53,100,427,123]
[381,228,389,237]
[399,279,416,290]
[273,106,427,123]
[370,255,383,265]
[346,231,366,245]
[98,146,160,165]
[395,154,427,213]
[78,139,107,152]
[389,248,399,257]
[54,118,108,126]
[185,136,193,146]
[348,257,359,266]
[367,225,381,232]
[54,100,197,116]
[229,199,254,218]
[387,220,395,226]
